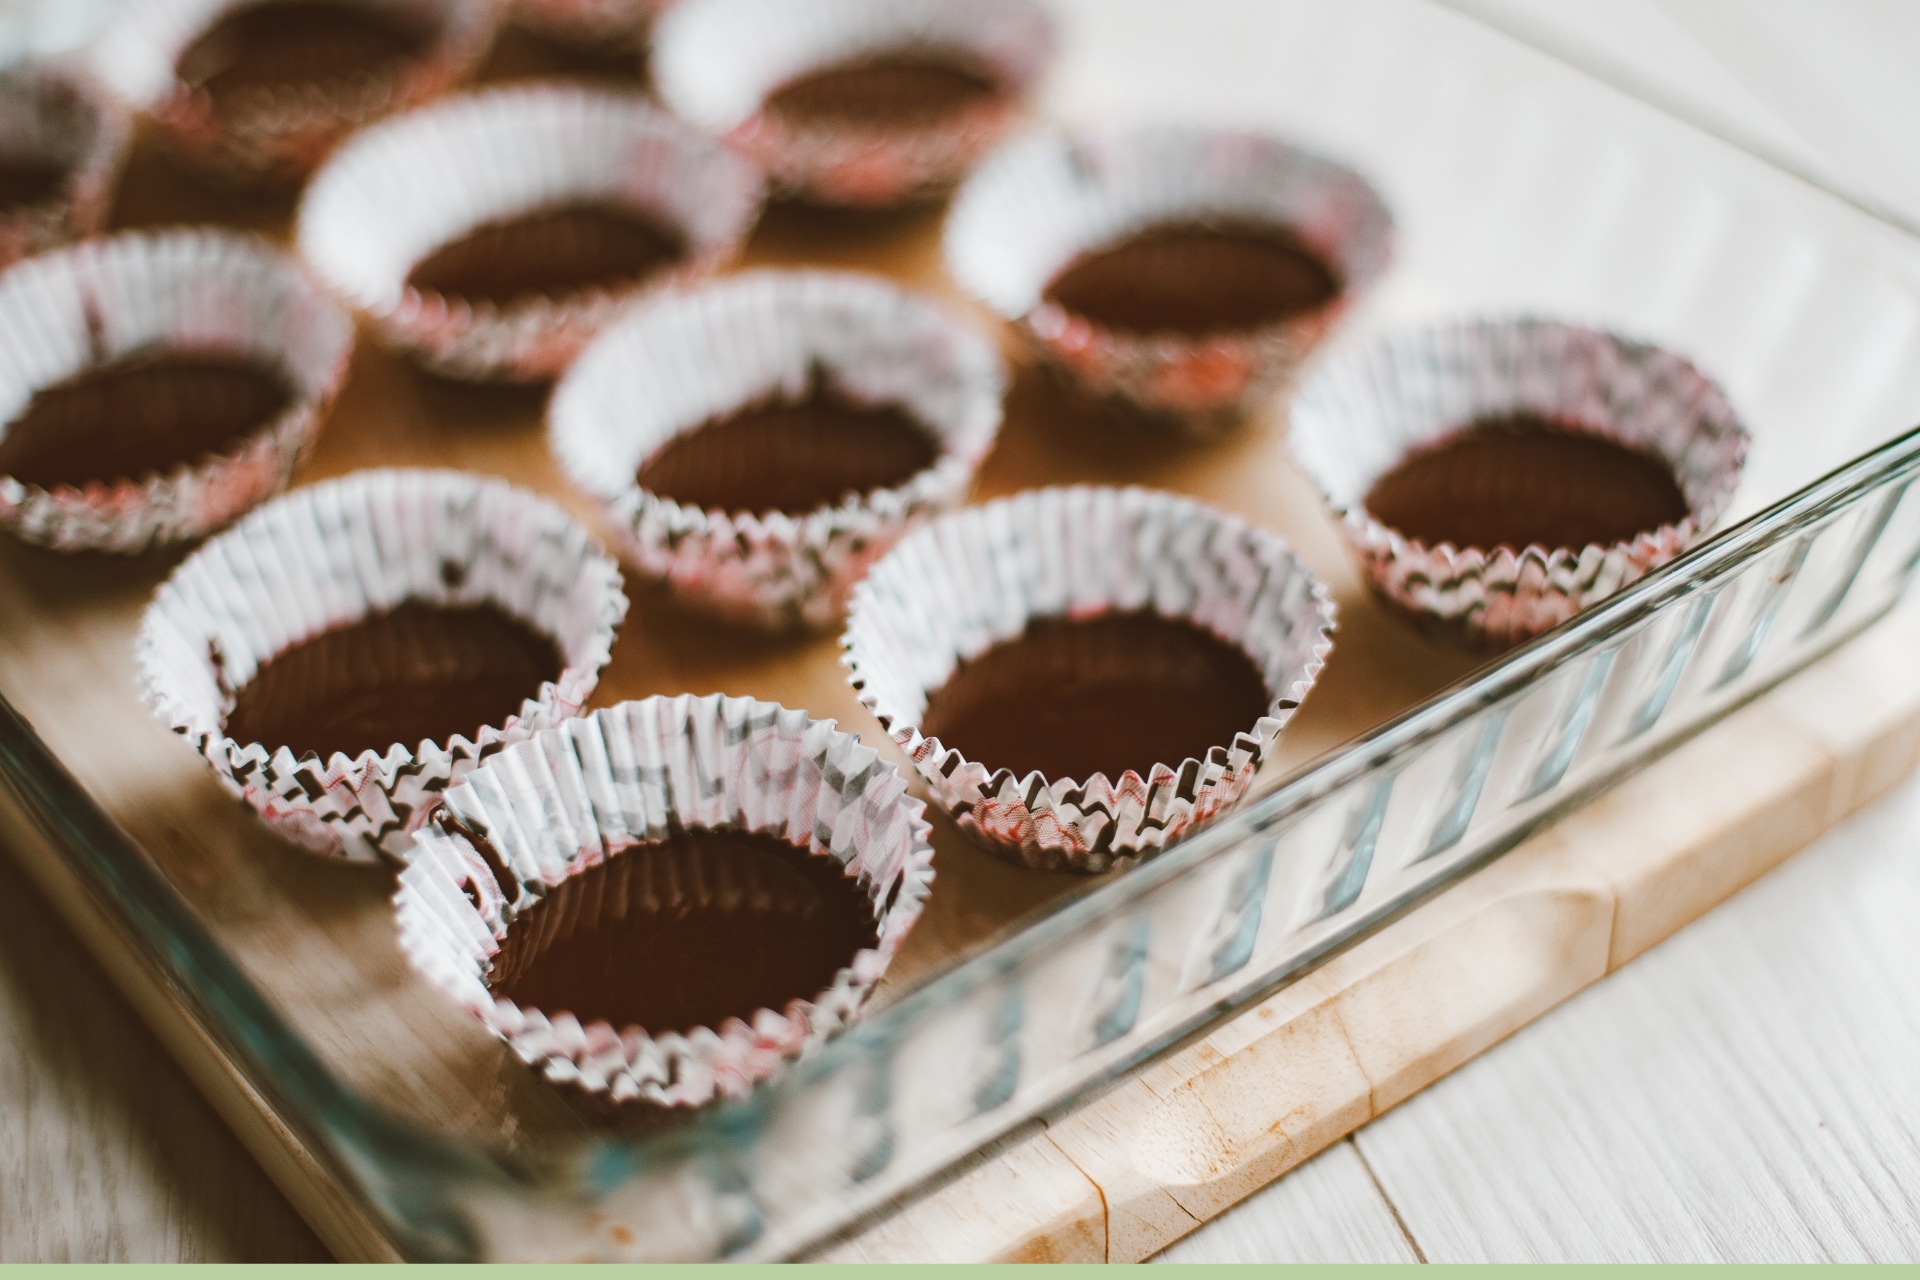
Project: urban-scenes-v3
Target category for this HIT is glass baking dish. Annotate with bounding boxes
[6,0,1920,1261]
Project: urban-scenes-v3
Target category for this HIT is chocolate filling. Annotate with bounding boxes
[636,385,939,517]
[404,203,688,307]
[0,353,294,490]
[488,828,879,1037]
[1043,222,1340,337]
[761,53,1002,127]
[919,610,1273,784]
[1363,412,1691,552]
[0,156,70,213]
[176,0,434,102]
[222,600,564,760]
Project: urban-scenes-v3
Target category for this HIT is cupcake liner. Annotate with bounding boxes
[511,0,667,49]
[91,0,504,186]
[1286,316,1750,652]
[297,83,764,382]
[136,467,629,863]
[842,485,1337,873]
[945,123,1394,432]
[652,0,1054,207]
[549,268,1005,629]
[0,229,355,552]
[0,63,132,270]
[394,692,936,1106]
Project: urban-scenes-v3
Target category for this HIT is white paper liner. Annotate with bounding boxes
[1287,316,1750,651]
[549,268,1005,629]
[137,467,629,862]
[842,485,1336,873]
[945,123,1394,431]
[0,228,355,552]
[652,0,1054,207]
[0,63,132,270]
[394,692,936,1106]
[90,0,504,185]
[297,83,764,382]
[511,0,666,48]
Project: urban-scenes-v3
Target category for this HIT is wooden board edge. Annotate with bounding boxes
[830,612,1920,1262]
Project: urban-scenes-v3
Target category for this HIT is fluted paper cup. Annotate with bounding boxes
[137,467,628,863]
[298,83,764,382]
[0,63,132,270]
[945,123,1393,432]
[843,485,1336,873]
[395,693,936,1106]
[91,0,503,185]
[0,229,354,552]
[1287,316,1749,651]
[549,269,1004,629]
[652,0,1054,207]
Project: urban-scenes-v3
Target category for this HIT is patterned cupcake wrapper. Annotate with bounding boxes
[136,467,629,862]
[1286,316,1751,652]
[511,0,668,48]
[91,0,504,186]
[0,228,355,552]
[0,64,133,271]
[394,692,936,1106]
[842,484,1337,874]
[297,82,764,382]
[652,0,1054,207]
[549,268,1005,629]
[945,123,1394,430]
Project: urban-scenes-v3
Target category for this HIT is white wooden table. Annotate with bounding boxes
[5,0,1920,1262]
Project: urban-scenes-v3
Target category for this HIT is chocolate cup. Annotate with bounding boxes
[92,0,503,186]
[0,65,131,270]
[945,123,1394,433]
[652,0,1054,207]
[1286,316,1750,652]
[549,269,1004,629]
[842,485,1337,873]
[136,467,629,862]
[395,693,936,1106]
[0,229,353,553]
[297,83,764,382]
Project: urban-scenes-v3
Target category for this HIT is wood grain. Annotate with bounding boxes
[1155,1139,1422,1264]
[0,838,329,1262]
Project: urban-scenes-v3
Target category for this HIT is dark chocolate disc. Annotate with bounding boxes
[221,600,564,760]
[404,203,688,308]
[1043,222,1340,337]
[636,386,938,517]
[761,53,1001,128]
[488,828,878,1037]
[176,0,434,102]
[918,610,1272,784]
[1362,412,1690,552]
[0,353,294,490]
[0,156,70,214]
